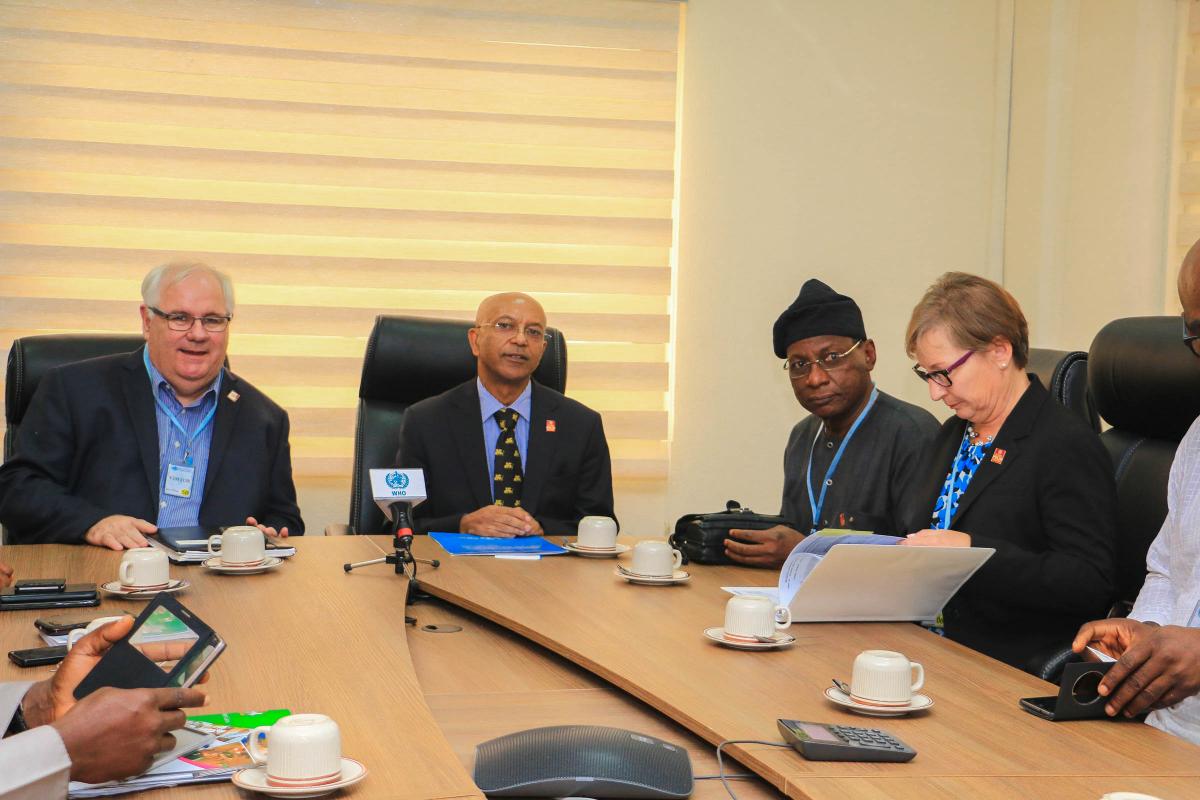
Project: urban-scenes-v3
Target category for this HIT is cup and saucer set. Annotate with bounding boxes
[232,713,367,798]
[100,547,189,598]
[563,515,630,558]
[825,650,934,717]
[615,540,690,585]
[202,526,283,575]
[704,594,796,650]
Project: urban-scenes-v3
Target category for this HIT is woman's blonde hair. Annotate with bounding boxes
[905,272,1028,367]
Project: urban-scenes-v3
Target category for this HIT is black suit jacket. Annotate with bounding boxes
[397,379,615,537]
[903,376,1116,670]
[0,349,304,543]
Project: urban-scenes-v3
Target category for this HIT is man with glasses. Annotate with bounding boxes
[397,292,615,537]
[725,279,937,568]
[1069,240,1200,744]
[0,261,302,547]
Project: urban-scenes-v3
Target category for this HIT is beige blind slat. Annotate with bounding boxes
[0,0,680,484]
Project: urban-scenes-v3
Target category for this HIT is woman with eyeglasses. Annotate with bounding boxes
[901,272,1116,672]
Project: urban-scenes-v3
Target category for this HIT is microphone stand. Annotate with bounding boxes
[343,503,441,624]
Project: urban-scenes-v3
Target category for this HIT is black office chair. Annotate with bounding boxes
[344,315,568,535]
[1033,316,1200,681]
[3,334,147,543]
[1026,348,1098,432]
[5,334,147,462]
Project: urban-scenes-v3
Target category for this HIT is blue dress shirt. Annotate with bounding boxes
[144,355,222,527]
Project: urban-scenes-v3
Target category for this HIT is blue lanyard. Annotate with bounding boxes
[143,348,219,464]
[805,386,879,533]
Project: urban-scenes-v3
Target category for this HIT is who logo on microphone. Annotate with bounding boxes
[370,468,427,517]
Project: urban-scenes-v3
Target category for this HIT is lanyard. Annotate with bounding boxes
[805,386,879,533]
[143,348,219,464]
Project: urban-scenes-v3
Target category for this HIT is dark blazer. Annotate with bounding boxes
[903,376,1116,670]
[0,349,303,543]
[397,379,615,537]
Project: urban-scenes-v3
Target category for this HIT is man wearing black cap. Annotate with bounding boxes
[725,279,939,568]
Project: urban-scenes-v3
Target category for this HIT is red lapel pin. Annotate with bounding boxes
[546,420,556,432]
[991,448,1006,465]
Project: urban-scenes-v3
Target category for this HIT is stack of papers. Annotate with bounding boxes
[67,710,291,798]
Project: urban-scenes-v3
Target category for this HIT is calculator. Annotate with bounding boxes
[776,719,916,762]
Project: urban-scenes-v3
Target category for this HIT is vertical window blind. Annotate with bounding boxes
[1181,3,1200,270]
[0,0,681,485]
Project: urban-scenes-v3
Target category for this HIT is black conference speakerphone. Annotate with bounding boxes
[776,719,916,762]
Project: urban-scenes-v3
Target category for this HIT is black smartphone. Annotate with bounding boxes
[8,644,68,667]
[0,584,99,611]
[74,594,224,699]
[35,611,132,637]
[14,578,66,595]
[1019,661,1115,721]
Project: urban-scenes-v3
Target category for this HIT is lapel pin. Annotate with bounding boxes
[227,390,240,403]
[991,448,1006,465]
[546,420,556,433]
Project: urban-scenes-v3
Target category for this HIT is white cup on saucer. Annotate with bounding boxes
[850,650,924,707]
[723,594,791,641]
[67,615,127,649]
[207,526,265,566]
[249,713,342,788]
[630,540,682,577]
[118,547,170,590]
[577,516,618,549]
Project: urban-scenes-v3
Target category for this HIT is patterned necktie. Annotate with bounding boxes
[492,408,524,507]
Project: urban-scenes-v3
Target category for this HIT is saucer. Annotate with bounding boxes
[232,757,367,797]
[703,627,796,650]
[565,542,630,558]
[202,556,282,575]
[615,566,690,585]
[101,579,189,599]
[824,685,934,717]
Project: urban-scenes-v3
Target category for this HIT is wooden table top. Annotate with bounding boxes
[0,538,482,800]
[406,535,1200,800]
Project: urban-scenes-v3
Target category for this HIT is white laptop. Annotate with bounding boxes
[783,544,994,623]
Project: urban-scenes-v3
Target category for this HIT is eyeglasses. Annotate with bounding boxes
[1182,317,1200,358]
[912,350,973,387]
[782,340,863,379]
[477,320,549,343]
[149,306,232,333]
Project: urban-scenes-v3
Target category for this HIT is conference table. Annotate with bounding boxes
[1,535,1198,800]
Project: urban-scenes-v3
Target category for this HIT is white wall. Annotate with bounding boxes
[653,0,1181,532]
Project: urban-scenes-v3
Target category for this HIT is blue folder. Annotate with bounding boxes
[429,532,568,556]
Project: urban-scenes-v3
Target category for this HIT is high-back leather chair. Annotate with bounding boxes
[1026,348,1098,431]
[5,334,147,462]
[1089,316,1200,610]
[4,334,147,543]
[347,315,568,535]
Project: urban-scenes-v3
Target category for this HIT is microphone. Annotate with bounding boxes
[369,469,426,520]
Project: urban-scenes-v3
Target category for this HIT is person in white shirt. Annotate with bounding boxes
[1071,239,1200,743]
[1,562,206,799]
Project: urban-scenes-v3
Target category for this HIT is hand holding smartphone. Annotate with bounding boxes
[73,595,225,699]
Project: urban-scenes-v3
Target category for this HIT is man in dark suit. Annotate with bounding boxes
[397,292,614,537]
[0,261,303,548]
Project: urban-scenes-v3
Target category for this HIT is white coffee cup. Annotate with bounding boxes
[723,594,791,641]
[850,650,925,707]
[249,713,342,788]
[577,516,618,549]
[118,546,170,590]
[67,615,127,650]
[207,526,265,566]
[630,540,682,577]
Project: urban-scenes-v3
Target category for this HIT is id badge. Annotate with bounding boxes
[164,463,195,498]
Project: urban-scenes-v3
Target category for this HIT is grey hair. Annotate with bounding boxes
[141,261,235,314]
